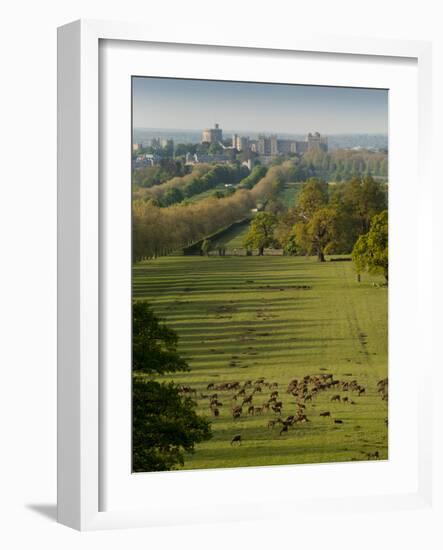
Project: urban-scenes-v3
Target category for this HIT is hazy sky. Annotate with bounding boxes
[132,77,388,135]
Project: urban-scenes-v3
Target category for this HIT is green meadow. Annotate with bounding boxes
[133,254,388,470]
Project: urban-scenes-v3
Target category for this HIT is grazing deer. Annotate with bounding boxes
[366,451,380,460]
[319,411,331,417]
[247,405,255,415]
[242,395,253,405]
[330,394,341,402]
[334,419,343,424]
[279,424,289,436]
[232,405,242,419]
[231,435,242,445]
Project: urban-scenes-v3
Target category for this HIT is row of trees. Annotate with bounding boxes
[303,149,388,181]
[237,165,268,189]
[264,149,388,182]
[134,163,249,206]
[133,189,255,260]
[132,159,186,188]
[133,161,298,260]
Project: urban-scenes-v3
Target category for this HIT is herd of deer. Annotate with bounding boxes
[179,373,388,454]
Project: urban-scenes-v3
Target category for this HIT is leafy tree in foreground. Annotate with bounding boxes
[132,301,211,472]
[243,212,278,256]
[352,210,388,283]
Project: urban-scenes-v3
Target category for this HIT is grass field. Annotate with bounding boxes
[184,183,230,204]
[133,255,388,470]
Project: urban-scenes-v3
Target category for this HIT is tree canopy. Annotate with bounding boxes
[132,301,212,472]
[295,206,339,262]
[352,210,388,283]
[243,212,278,255]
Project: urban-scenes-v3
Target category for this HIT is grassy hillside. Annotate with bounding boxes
[210,218,252,249]
[133,255,388,470]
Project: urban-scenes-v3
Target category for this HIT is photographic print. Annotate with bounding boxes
[131,77,388,473]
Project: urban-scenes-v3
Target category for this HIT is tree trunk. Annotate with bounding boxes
[258,247,264,256]
[357,273,361,283]
[317,250,325,262]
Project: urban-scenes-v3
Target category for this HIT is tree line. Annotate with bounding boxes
[132,161,297,260]
[300,149,388,181]
[243,175,388,266]
[132,158,186,188]
[133,163,250,206]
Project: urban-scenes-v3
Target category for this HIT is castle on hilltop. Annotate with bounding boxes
[201,123,327,161]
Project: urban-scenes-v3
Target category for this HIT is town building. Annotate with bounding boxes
[306,132,328,152]
[250,132,328,157]
[132,153,161,168]
[201,123,223,144]
[199,124,328,158]
[232,134,250,151]
[185,152,232,165]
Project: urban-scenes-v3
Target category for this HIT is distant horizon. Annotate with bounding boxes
[133,77,388,135]
[134,126,388,137]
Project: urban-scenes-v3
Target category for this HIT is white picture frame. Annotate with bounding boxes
[57,19,434,531]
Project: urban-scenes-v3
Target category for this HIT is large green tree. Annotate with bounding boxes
[132,301,211,472]
[296,178,329,219]
[290,179,338,261]
[331,176,387,251]
[352,210,388,283]
[295,207,339,262]
[243,212,278,255]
